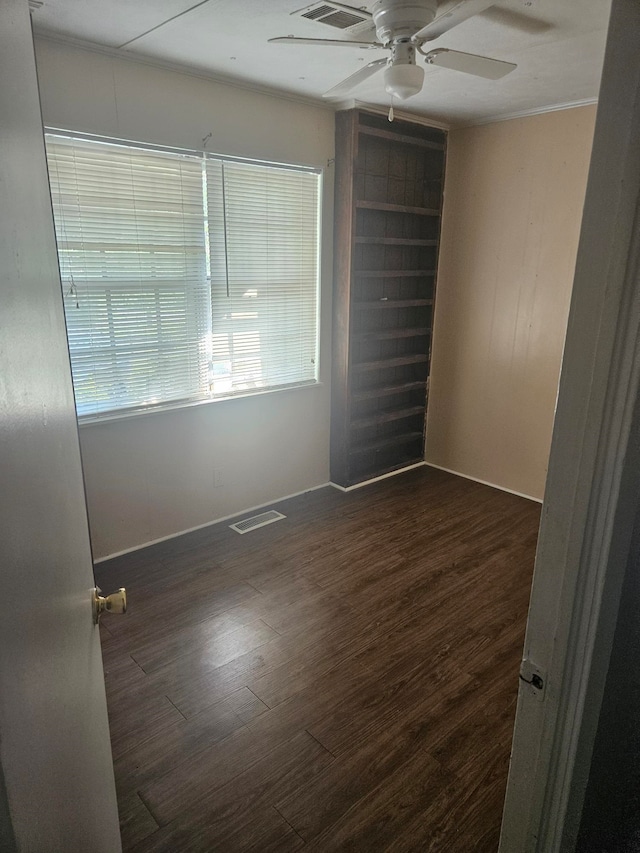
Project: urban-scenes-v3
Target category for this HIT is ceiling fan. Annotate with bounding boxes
[269,0,517,104]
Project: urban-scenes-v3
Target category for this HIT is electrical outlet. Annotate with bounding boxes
[213,467,224,488]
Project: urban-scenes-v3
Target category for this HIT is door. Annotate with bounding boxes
[0,1,121,850]
[499,0,640,849]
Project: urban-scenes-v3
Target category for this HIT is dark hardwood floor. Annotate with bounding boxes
[95,466,540,852]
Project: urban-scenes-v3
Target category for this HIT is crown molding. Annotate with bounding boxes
[456,97,599,128]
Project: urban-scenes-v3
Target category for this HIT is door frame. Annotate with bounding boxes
[499,0,640,849]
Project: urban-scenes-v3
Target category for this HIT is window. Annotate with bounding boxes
[45,133,321,420]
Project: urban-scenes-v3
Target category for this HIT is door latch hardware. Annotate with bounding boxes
[519,658,546,698]
[93,587,127,624]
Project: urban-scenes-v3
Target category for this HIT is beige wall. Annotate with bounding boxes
[426,106,597,500]
[34,38,335,559]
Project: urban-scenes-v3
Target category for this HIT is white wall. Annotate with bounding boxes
[34,38,335,559]
[426,106,597,500]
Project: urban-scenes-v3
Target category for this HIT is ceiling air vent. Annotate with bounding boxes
[295,2,372,32]
[229,509,286,534]
[302,4,340,20]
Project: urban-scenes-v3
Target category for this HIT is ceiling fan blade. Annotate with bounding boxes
[412,0,497,41]
[323,58,388,99]
[269,36,382,49]
[424,48,516,79]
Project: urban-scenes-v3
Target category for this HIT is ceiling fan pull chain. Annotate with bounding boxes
[388,94,395,122]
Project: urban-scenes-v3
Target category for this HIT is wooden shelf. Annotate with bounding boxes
[356,200,440,217]
[352,354,428,373]
[353,327,430,342]
[358,124,445,152]
[353,380,427,402]
[351,405,425,430]
[355,237,438,247]
[331,109,445,488]
[351,431,424,456]
[354,269,436,278]
[354,298,433,309]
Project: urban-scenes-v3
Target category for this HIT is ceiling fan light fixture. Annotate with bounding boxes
[383,62,424,100]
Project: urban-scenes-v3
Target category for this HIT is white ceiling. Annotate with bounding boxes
[31,0,612,125]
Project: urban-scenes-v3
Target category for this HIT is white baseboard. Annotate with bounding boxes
[93,482,332,564]
[330,461,428,492]
[95,464,542,564]
[425,462,543,504]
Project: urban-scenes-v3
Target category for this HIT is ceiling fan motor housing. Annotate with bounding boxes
[372,0,437,44]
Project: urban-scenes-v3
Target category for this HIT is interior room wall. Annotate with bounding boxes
[426,105,597,500]
[34,38,335,560]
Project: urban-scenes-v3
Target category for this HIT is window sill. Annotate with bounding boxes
[77,380,325,428]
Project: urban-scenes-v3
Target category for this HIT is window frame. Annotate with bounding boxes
[45,128,324,425]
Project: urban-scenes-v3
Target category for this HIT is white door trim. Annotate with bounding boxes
[499,1,640,849]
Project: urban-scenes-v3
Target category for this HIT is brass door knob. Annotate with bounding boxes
[93,587,127,623]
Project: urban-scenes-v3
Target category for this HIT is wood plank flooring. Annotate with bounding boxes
[95,466,540,852]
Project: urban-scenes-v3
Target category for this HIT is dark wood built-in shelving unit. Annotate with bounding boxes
[331,109,447,487]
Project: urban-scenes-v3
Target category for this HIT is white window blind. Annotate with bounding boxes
[46,135,210,418]
[45,132,321,420]
[206,159,320,397]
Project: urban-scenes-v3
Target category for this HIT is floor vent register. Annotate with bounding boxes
[229,509,286,534]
